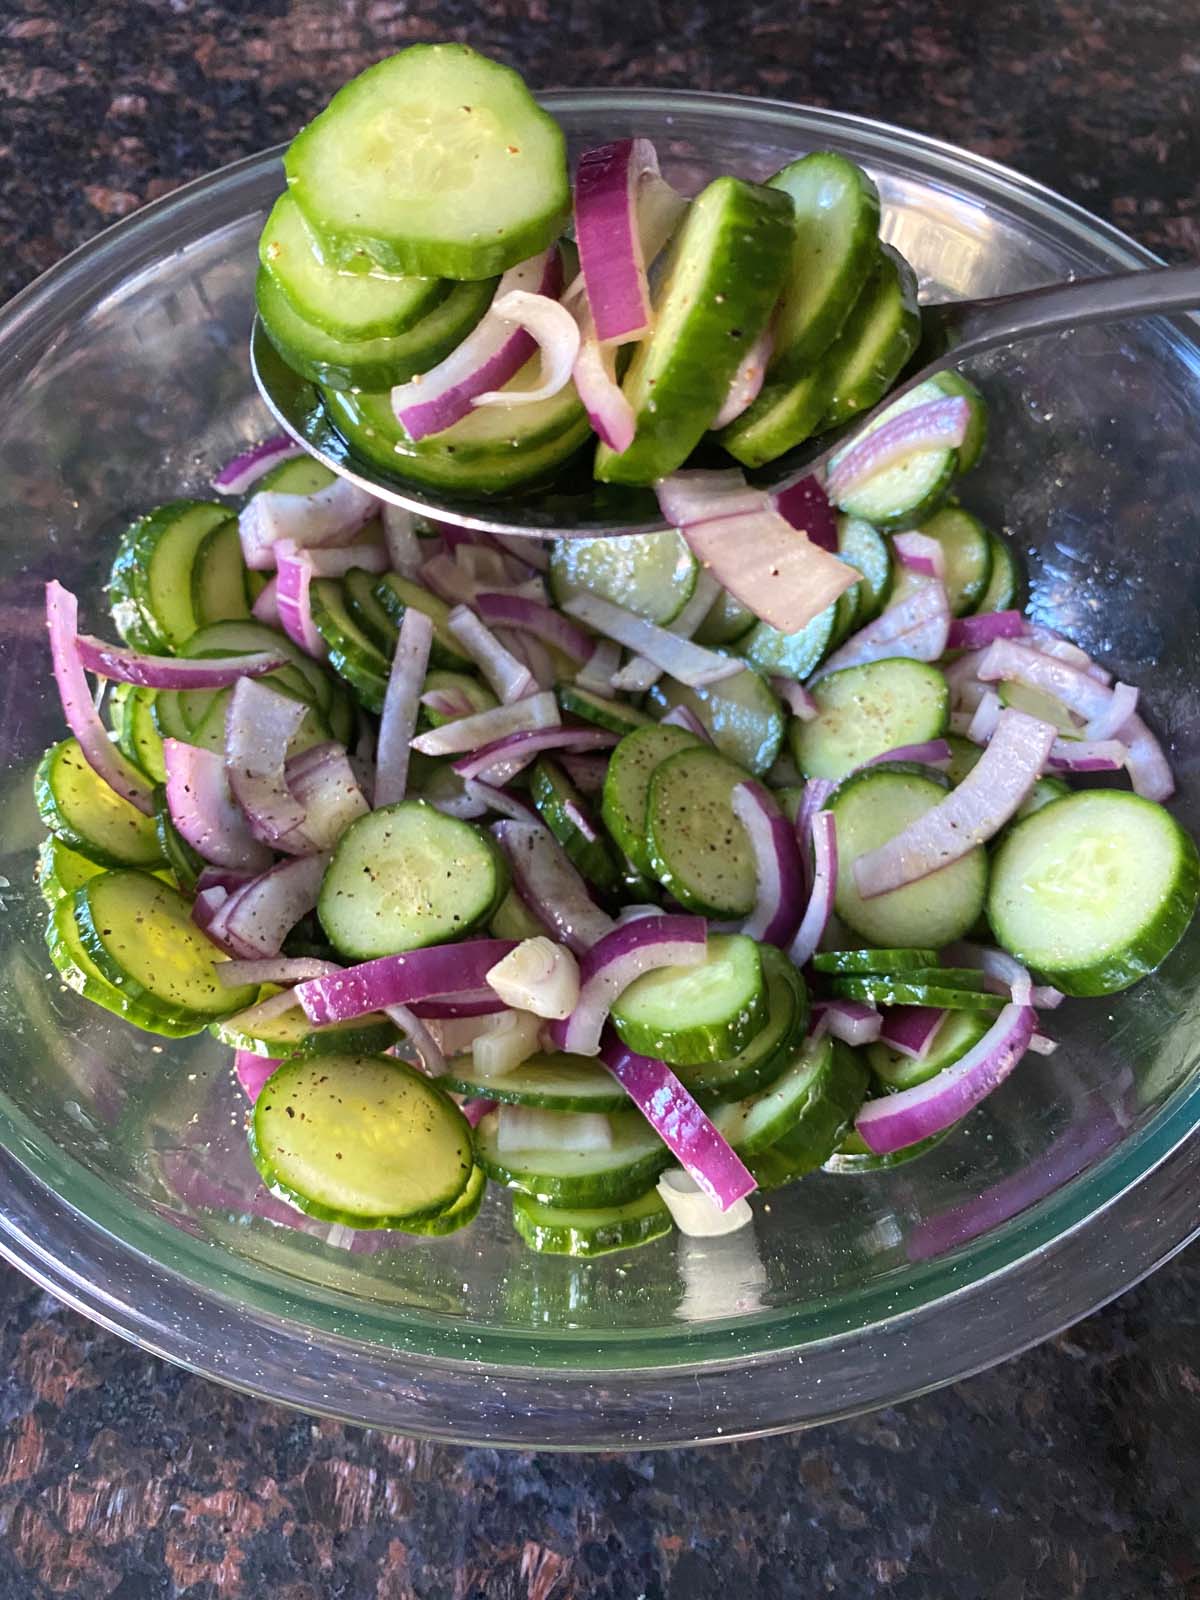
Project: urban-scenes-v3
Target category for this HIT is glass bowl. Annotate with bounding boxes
[0,91,1197,1449]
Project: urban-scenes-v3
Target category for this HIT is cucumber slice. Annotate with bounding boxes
[750,1039,869,1178]
[610,933,767,1066]
[812,947,941,975]
[259,191,447,341]
[318,800,508,958]
[111,684,167,783]
[309,578,390,714]
[255,456,336,495]
[829,581,863,651]
[549,531,697,625]
[867,1008,991,1091]
[191,517,251,628]
[152,785,204,894]
[737,602,837,684]
[595,177,795,485]
[489,885,548,940]
[694,587,756,647]
[1015,775,1071,820]
[75,871,258,1020]
[343,567,399,656]
[601,723,700,879]
[475,1107,670,1207]
[820,245,921,429]
[555,684,652,735]
[790,658,949,780]
[974,531,1022,614]
[932,370,988,473]
[442,1050,630,1113]
[322,358,590,495]
[646,666,785,776]
[258,269,495,392]
[46,896,202,1037]
[285,45,570,279]
[37,836,104,904]
[945,733,983,785]
[399,1165,487,1237]
[530,758,622,892]
[914,506,993,616]
[511,1188,671,1257]
[109,500,231,653]
[765,152,881,377]
[374,575,472,671]
[250,1052,475,1226]
[829,763,988,947]
[420,670,498,728]
[823,1122,951,1174]
[674,946,808,1104]
[718,363,835,469]
[710,1032,859,1156]
[645,747,758,918]
[155,682,331,758]
[997,680,1078,736]
[182,620,333,713]
[988,790,1200,996]
[829,378,958,528]
[830,975,1004,1012]
[837,516,893,623]
[35,739,164,869]
[212,997,400,1059]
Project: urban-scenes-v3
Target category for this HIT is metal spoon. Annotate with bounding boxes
[251,262,1200,540]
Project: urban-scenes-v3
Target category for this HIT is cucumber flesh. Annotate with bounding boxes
[442,1050,631,1113]
[790,658,949,781]
[549,532,697,625]
[35,739,164,869]
[343,567,400,656]
[646,666,785,776]
[710,1032,862,1158]
[601,723,700,879]
[555,684,653,735]
[45,896,202,1037]
[717,363,835,469]
[37,836,104,904]
[191,518,252,628]
[676,947,807,1104]
[511,1188,672,1256]
[867,1008,991,1091]
[530,758,622,893]
[820,244,921,429]
[694,587,756,647]
[975,531,1022,614]
[1015,775,1071,821]
[812,947,941,975]
[374,574,472,670]
[475,1107,671,1207]
[915,506,993,616]
[837,516,893,623]
[309,578,390,714]
[945,734,983,785]
[645,747,759,918]
[399,1165,487,1237]
[932,370,988,473]
[830,975,1004,1012]
[212,996,400,1059]
[610,933,767,1066]
[737,602,837,684]
[109,500,231,653]
[998,680,1079,736]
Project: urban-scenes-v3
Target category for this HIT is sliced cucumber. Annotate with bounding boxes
[945,733,983,785]
[191,517,251,628]
[646,666,785,776]
[46,896,202,1038]
[595,176,794,485]
[823,1122,951,1174]
[790,658,949,780]
[374,575,472,671]
[837,516,893,623]
[974,530,1022,614]
[75,871,257,1020]
[829,581,863,651]
[549,531,696,625]
[182,619,333,713]
[694,587,756,647]
[318,800,507,958]
[37,836,104,904]
[343,567,399,655]
[254,456,336,495]
[1015,775,1071,820]
[111,684,167,784]
[399,1165,487,1237]
[829,379,958,528]
[285,45,570,278]
[251,1052,475,1226]
[556,683,652,735]
[323,357,590,495]
[512,1188,671,1257]
[610,933,767,1066]
[475,1107,670,1207]
[601,723,700,879]
[152,785,204,894]
[829,763,988,947]
[867,1008,991,1091]
[997,680,1078,736]
[155,681,331,758]
[751,1039,869,1177]
[812,947,941,975]
[35,739,164,869]
[710,1031,863,1158]
[420,669,498,728]
[820,245,921,429]
[674,946,807,1104]
[914,506,993,616]
[212,995,400,1059]
[309,577,390,713]
[737,602,837,684]
[530,759,622,893]
[442,1050,630,1113]
[259,191,446,341]
[109,500,231,652]
[830,975,1003,1012]
[489,885,548,940]
[718,363,835,468]
[645,747,758,918]
[987,790,1200,996]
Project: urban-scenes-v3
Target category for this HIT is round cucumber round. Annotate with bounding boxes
[737,602,837,684]
[914,506,993,616]
[601,722,701,879]
[675,947,808,1105]
[109,500,231,653]
[549,532,697,626]
[645,747,759,918]
[837,516,893,623]
[711,1032,866,1160]
[790,658,950,781]
[717,364,834,469]
[974,531,1022,615]
[190,518,251,630]
[45,895,203,1038]
[35,738,165,870]
[511,1188,672,1257]
[694,587,757,647]
[37,836,104,905]
[308,577,390,714]
[646,666,785,777]
[530,758,622,893]
[555,683,652,736]
[829,975,1003,1013]
[212,996,400,1059]
[610,933,767,1067]
[343,567,399,655]
[373,575,472,671]
[399,1165,487,1237]
[819,244,921,430]
[829,378,959,528]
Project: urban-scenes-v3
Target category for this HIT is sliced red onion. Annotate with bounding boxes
[610,571,721,694]
[1024,625,1109,679]
[570,298,636,452]
[496,627,555,690]
[213,435,303,495]
[382,504,422,577]
[374,606,434,809]
[856,708,1056,899]
[813,578,951,683]
[196,865,254,896]
[856,1002,1037,1154]
[976,638,1115,723]
[473,592,594,665]
[74,635,285,690]
[384,1003,447,1076]
[555,915,707,1056]
[192,885,233,942]
[491,820,614,956]
[163,739,273,872]
[825,395,970,503]
[559,751,610,795]
[1045,738,1127,773]
[574,138,662,345]
[659,704,711,742]
[561,592,741,687]
[238,477,378,570]
[492,533,549,574]
[286,744,369,849]
[296,939,518,1026]
[452,725,618,786]
[460,1096,498,1127]
[409,991,508,1019]
[390,247,562,441]
[221,983,309,1034]
[1027,1033,1058,1056]
[420,552,477,607]
[943,648,990,711]
[946,610,1028,651]
[892,531,946,581]
[1082,680,1138,742]
[810,998,882,1047]
[771,677,818,721]
[732,781,804,947]
[410,690,559,758]
[462,778,540,825]
[712,324,774,430]
[216,956,340,988]
[446,605,534,703]
[938,941,1065,1010]
[301,544,390,579]
[273,541,326,659]
[235,1049,279,1104]
[600,1038,755,1209]
[421,686,476,720]
[46,581,154,814]
[1117,711,1174,801]
[211,852,330,959]
[866,738,952,771]
[879,1006,945,1060]
[795,778,835,899]
[251,577,280,626]
[224,677,310,850]
[456,543,543,595]
[471,291,579,407]
[656,468,765,528]
[679,505,858,636]
[575,638,622,695]
[773,475,839,552]
[966,691,1002,745]
[788,810,838,968]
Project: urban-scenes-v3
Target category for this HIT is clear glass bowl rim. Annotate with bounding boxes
[0,88,1197,1448]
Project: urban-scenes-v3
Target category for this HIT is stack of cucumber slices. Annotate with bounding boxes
[30,46,1198,1262]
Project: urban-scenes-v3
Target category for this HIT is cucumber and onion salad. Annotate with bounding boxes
[32,47,1198,1259]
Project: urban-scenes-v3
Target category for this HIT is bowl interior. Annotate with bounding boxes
[0,92,1197,1439]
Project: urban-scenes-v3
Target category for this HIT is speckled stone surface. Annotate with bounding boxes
[1,2,1199,1595]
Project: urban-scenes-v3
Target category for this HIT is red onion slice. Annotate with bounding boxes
[462,778,540,825]
[570,297,636,453]
[74,636,285,690]
[1082,680,1138,742]
[251,577,280,626]
[770,677,818,721]
[375,607,434,810]
[788,810,838,968]
[866,738,952,771]
[471,291,580,408]
[600,1038,755,1210]
[235,1049,279,1104]
[855,708,1056,899]
[946,610,1028,651]
[45,581,154,814]
[560,752,610,795]
[410,690,559,758]
[1117,711,1174,801]
[855,1002,1037,1154]
[491,820,615,955]
[390,247,562,441]
[975,638,1115,723]
[574,138,661,345]
[446,605,534,703]
[810,998,882,1047]
[385,1003,447,1077]
[382,505,422,577]
[473,592,594,665]
[285,744,369,849]
[879,1006,945,1060]
[453,725,618,786]
[218,956,340,989]
[1045,738,1127,773]
[163,739,273,872]
[966,691,1002,745]
[273,541,326,659]
[610,571,721,694]
[238,478,379,570]
[813,577,951,683]
[213,436,303,495]
[296,939,518,1026]
[795,778,836,898]
[656,468,765,527]
[712,324,774,430]
[301,544,390,579]
[732,780,804,947]
[659,705,711,742]
[560,592,742,687]
[212,852,330,959]
[773,475,839,552]
[224,677,310,850]
[892,530,947,581]
[556,915,707,1056]
[575,639,622,695]
[825,395,970,503]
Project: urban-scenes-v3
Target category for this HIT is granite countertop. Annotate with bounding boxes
[1,2,1199,1595]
